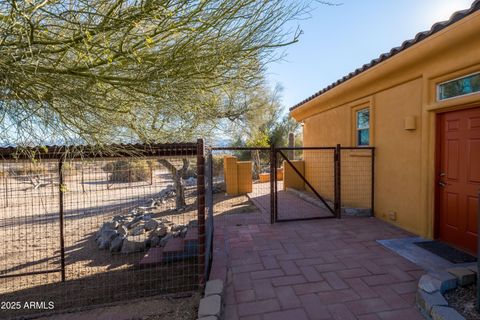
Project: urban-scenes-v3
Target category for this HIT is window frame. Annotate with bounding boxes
[436,71,480,102]
[355,107,370,147]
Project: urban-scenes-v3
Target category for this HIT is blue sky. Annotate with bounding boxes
[267,0,474,110]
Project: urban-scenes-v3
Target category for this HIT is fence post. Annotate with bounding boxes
[334,144,341,219]
[270,144,275,224]
[196,139,206,286]
[58,158,66,282]
[4,173,8,208]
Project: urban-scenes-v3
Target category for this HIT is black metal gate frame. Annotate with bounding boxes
[0,142,206,287]
[273,146,338,223]
[274,145,375,223]
[208,145,375,224]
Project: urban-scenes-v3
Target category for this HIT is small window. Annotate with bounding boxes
[437,72,480,101]
[356,108,370,146]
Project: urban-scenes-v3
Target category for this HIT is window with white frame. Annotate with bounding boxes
[437,72,480,101]
[356,108,370,146]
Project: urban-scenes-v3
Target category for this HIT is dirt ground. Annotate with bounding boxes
[34,293,200,320]
[0,158,263,319]
[0,160,201,319]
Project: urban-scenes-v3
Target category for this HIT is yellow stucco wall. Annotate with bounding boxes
[237,161,253,194]
[283,160,305,190]
[223,156,253,195]
[291,11,480,237]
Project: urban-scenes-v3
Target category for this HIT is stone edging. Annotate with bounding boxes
[416,265,477,320]
[197,279,225,320]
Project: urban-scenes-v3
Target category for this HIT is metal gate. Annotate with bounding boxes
[204,145,375,225]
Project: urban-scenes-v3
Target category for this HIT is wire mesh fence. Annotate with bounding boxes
[0,143,202,318]
[202,145,375,226]
[340,147,374,217]
[275,147,337,221]
[206,147,271,229]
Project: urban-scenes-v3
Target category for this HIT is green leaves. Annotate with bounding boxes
[0,0,311,146]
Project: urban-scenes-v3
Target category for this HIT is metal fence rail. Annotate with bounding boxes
[0,142,204,319]
[202,144,375,226]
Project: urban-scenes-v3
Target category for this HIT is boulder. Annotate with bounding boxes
[150,235,161,247]
[97,229,118,250]
[110,235,125,253]
[121,235,147,254]
[159,234,173,247]
[180,227,188,238]
[145,219,159,231]
[171,224,186,232]
[130,223,145,236]
[117,225,128,236]
[102,221,118,230]
[125,216,142,229]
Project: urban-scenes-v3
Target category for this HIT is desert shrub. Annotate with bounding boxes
[10,163,46,176]
[212,156,224,177]
[103,160,150,182]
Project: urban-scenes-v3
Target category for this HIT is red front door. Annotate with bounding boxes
[437,107,480,254]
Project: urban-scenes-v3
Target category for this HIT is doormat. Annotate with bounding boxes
[414,241,477,264]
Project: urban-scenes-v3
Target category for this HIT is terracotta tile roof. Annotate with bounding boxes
[290,0,480,111]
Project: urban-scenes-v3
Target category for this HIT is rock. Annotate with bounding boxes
[180,227,188,238]
[150,235,160,247]
[418,274,442,293]
[205,280,224,297]
[97,229,118,250]
[429,271,457,292]
[416,290,448,314]
[171,224,185,232]
[98,239,111,250]
[125,216,142,229]
[431,306,465,320]
[149,225,167,239]
[121,235,147,254]
[112,215,124,222]
[159,234,172,247]
[102,221,118,230]
[110,235,125,253]
[100,229,118,242]
[198,295,221,318]
[145,219,159,231]
[130,223,145,236]
[117,225,128,236]
[446,267,476,286]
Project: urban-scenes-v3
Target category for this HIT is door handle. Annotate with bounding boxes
[438,181,446,188]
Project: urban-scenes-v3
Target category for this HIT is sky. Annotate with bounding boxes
[267,0,475,110]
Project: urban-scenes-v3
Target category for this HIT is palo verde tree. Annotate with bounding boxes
[0,0,314,208]
[0,0,313,145]
[226,84,302,176]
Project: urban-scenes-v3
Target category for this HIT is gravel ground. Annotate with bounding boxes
[32,293,199,320]
[444,284,480,320]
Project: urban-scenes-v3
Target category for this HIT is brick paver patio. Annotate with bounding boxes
[211,213,426,320]
[248,182,333,220]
